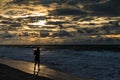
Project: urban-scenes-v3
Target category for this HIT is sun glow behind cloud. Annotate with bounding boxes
[0,0,120,45]
[28,20,46,27]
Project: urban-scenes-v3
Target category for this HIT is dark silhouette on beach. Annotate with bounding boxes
[33,47,40,75]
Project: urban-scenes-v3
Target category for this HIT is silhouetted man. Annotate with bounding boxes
[33,47,40,75]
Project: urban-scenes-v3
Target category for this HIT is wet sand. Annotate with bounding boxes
[0,64,52,80]
[0,58,94,80]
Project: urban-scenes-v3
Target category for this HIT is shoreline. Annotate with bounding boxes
[0,63,52,80]
[0,58,94,80]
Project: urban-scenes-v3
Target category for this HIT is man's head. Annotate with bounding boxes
[37,47,40,50]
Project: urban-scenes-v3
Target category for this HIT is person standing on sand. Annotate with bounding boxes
[33,47,40,74]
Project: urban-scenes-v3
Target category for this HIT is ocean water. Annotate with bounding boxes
[0,46,120,80]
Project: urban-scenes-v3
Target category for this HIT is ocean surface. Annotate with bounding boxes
[0,46,120,80]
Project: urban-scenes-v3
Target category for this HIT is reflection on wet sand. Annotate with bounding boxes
[0,58,88,80]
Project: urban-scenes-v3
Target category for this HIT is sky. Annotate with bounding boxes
[0,0,120,45]
[10,0,120,15]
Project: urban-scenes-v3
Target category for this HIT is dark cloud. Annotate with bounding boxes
[11,0,101,5]
[39,0,100,4]
[13,0,24,2]
[50,30,72,37]
[49,8,87,15]
[85,0,120,15]
[45,0,120,15]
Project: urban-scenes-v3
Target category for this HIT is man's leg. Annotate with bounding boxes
[38,60,40,70]
[36,60,40,75]
[34,61,37,74]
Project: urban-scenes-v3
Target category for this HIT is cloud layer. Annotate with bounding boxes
[9,0,120,15]
[0,0,119,44]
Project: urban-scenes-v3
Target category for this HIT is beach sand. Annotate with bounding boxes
[0,58,94,80]
[0,64,52,80]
